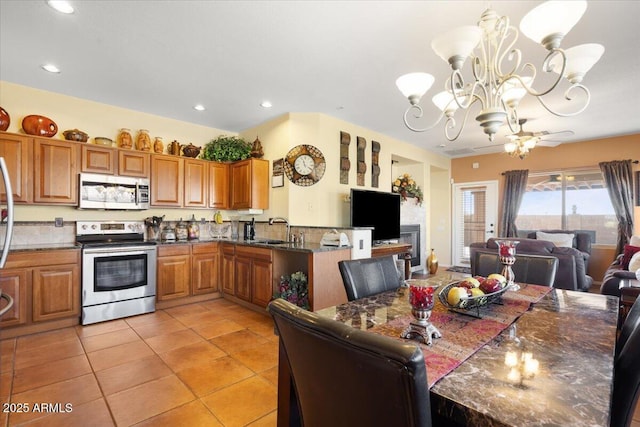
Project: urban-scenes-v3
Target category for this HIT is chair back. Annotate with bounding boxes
[472,251,559,287]
[338,256,402,301]
[611,316,640,427]
[617,296,640,358]
[267,298,432,427]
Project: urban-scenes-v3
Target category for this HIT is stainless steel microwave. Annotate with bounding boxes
[79,173,150,210]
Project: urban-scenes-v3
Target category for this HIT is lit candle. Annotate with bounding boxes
[524,357,539,377]
[505,351,519,367]
[507,367,521,383]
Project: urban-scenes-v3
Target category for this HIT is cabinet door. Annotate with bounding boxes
[184,159,208,208]
[235,256,252,301]
[209,162,229,209]
[118,150,150,177]
[192,252,219,295]
[0,268,29,327]
[32,264,80,322]
[81,145,115,174]
[230,158,269,210]
[221,244,235,295]
[0,133,32,203]
[33,139,79,205]
[157,255,190,301]
[251,258,273,308]
[151,155,183,206]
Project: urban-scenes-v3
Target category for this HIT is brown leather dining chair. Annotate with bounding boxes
[338,256,403,301]
[471,251,559,287]
[617,296,640,358]
[610,307,640,427]
[267,298,433,427]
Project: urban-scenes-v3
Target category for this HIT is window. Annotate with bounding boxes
[515,170,617,245]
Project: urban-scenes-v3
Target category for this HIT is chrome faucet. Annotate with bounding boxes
[268,217,290,242]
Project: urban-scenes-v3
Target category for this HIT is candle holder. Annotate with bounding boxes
[504,334,539,388]
[496,240,520,291]
[401,280,442,345]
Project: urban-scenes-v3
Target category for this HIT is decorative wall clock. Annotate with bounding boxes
[284,144,326,186]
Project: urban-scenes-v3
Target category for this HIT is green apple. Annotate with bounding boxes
[469,288,485,298]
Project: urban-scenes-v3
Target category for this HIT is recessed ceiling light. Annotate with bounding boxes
[193,104,205,111]
[260,101,272,108]
[47,1,75,14]
[41,64,61,73]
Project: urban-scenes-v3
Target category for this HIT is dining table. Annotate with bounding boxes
[275,274,619,427]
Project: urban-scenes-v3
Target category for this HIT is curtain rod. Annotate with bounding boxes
[500,160,639,175]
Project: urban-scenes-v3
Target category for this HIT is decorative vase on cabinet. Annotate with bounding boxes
[117,128,133,149]
[136,129,151,151]
[426,248,438,275]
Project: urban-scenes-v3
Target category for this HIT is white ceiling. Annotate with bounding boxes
[1,1,639,158]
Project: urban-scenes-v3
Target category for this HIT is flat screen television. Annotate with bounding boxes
[350,189,401,243]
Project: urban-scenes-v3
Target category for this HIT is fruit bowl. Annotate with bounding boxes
[209,223,230,238]
[438,281,511,317]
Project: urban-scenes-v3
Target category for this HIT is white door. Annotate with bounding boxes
[452,181,498,266]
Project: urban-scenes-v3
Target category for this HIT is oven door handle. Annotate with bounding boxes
[83,246,157,255]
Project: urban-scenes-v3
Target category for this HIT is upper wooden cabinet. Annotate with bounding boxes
[151,154,183,207]
[34,138,79,205]
[81,144,116,174]
[118,150,150,178]
[0,133,32,203]
[230,158,269,210]
[209,162,229,209]
[184,158,208,208]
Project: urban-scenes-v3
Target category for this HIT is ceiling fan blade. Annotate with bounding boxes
[541,129,574,137]
[536,140,563,147]
[473,143,504,151]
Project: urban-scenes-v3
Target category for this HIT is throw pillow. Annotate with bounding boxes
[536,231,574,248]
[631,235,640,247]
[628,251,640,273]
[622,244,640,270]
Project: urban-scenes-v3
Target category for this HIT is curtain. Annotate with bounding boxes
[499,169,529,237]
[599,160,634,254]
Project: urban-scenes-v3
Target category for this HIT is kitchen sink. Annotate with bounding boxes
[252,239,288,245]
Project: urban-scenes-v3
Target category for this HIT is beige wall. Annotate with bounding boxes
[451,133,640,281]
[241,113,453,264]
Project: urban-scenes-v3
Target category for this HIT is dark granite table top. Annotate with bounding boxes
[316,284,618,427]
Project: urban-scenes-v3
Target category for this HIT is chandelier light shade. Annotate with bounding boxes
[397,0,604,143]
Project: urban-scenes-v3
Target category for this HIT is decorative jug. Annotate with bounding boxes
[427,248,438,275]
[168,140,182,155]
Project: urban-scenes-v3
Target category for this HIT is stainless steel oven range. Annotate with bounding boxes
[77,220,157,325]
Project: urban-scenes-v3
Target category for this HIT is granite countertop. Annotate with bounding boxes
[9,242,81,252]
[157,237,351,253]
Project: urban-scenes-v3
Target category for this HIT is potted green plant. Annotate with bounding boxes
[201,135,251,162]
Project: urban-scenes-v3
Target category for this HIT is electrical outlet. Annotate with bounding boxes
[55,217,63,227]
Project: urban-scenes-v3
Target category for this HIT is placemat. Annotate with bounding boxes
[369,285,552,388]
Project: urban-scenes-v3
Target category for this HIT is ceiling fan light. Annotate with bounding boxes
[396,73,435,105]
[431,26,482,70]
[523,138,538,149]
[504,142,517,153]
[520,0,587,49]
[550,43,605,83]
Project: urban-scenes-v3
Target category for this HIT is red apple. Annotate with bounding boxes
[480,278,502,294]
[458,277,481,289]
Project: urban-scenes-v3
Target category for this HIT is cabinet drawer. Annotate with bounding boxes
[236,245,272,261]
[158,244,190,257]
[192,242,219,255]
[4,249,80,269]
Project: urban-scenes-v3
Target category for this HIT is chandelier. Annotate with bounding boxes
[395,0,604,143]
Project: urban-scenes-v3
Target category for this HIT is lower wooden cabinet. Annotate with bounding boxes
[235,246,273,308]
[157,242,221,302]
[157,244,191,301]
[32,264,80,322]
[0,249,80,331]
[221,243,236,295]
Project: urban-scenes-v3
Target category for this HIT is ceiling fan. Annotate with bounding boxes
[474,119,574,158]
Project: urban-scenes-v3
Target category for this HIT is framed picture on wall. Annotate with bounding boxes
[273,158,285,188]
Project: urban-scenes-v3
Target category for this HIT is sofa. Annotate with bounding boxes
[470,237,593,291]
[519,229,594,270]
[600,237,640,297]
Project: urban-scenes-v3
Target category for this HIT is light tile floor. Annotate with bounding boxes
[1,295,639,427]
[0,298,279,427]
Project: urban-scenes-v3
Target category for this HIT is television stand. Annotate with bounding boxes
[371,242,412,280]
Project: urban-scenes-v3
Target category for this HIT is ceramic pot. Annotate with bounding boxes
[117,128,133,149]
[168,140,182,155]
[136,129,151,151]
[0,107,10,131]
[63,129,89,142]
[22,115,57,137]
[182,143,201,158]
[153,137,164,153]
